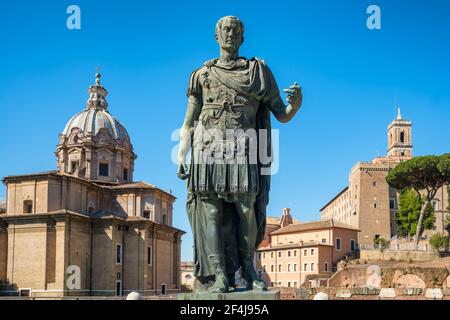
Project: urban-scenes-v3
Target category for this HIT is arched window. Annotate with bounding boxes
[143,210,151,219]
[88,206,95,214]
[23,200,33,214]
[162,213,167,225]
[400,131,405,143]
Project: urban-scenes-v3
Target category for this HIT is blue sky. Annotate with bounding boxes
[0,1,449,261]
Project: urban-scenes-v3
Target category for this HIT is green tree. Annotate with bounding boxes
[386,154,450,250]
[429,233,450,253]
[396,189,435,237]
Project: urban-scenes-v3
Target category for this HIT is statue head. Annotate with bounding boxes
[215,16,244,53]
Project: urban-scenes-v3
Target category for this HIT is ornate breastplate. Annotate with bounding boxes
[198,70,258,132]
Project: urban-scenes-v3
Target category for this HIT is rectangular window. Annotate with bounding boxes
[278,264,282,272]
[258,253,261,260]
[310,248,315,256]
[293,250,297,257]
[304,263,308,271]
[288,282,291,287]
[336,238,341,250]
[263,253,266,259]
[23,200,33,214]
[271,265,274,272]
[123,168,128,181]
[322,238,327,243]
[148,246,152,266]
[99,163,109,177]
[293,282,297,287]
[116,281,122,296]
[293,264,297,272]
[350,239,356,251]
[372,181,377,187]
[373,202,377,209]
[271,252,274,259]
[390,199,395,209]
[143,210,150,219]
[324,262,329,272]
[288,250,291,257]
[303,249,308,256]
[432,200,438,210]
[311,263,315,271]
[71,161,78,173]
[116,243,122,265]
[288,264,291,272]
[278,251,282,258]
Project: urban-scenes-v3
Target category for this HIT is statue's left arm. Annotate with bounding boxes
[267,81,302,123]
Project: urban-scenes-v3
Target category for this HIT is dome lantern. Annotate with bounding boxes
[86,72,108,111]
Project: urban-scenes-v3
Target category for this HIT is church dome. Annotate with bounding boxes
[62,73,131,148]
[63,108,129,143]
[56,73,136,184]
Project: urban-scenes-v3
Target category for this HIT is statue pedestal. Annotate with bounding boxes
[178,288,280,300]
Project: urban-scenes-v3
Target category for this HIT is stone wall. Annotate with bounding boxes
[327,264,449,289]
[359,249,439,262]
[0,221,7,283]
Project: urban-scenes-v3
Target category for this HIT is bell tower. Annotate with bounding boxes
[387,108,412,162]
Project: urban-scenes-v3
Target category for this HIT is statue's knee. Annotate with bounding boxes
[240,206,253,217]
[206,207,219,221]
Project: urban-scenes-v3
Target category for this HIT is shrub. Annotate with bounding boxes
[429,233,450,253]
[374,237,390,251]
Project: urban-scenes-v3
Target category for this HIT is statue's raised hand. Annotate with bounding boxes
[283,82,302,110]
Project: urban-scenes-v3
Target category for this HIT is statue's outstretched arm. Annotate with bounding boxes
[177,95,202,180]
[269,82,302,123]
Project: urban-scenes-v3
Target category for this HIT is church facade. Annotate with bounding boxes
[0,74,184,297]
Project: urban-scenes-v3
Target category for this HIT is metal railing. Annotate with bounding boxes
[358,243,434,252]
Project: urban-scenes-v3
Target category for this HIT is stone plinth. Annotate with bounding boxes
[178,289,280,300]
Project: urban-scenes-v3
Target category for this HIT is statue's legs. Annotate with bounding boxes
[234,194,267,290]
[203,197,229,293]
[222,201,239,291]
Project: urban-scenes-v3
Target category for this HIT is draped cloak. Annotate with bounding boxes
[186,57,282,278]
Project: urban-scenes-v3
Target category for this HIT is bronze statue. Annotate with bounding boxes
[177,16,302,293]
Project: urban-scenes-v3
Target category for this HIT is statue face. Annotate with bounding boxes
[216,18,243,53]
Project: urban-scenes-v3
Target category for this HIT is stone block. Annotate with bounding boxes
[379,288,396,299]
[312,292,329,300]
[335,289,352,299]
[425,288,443,300]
